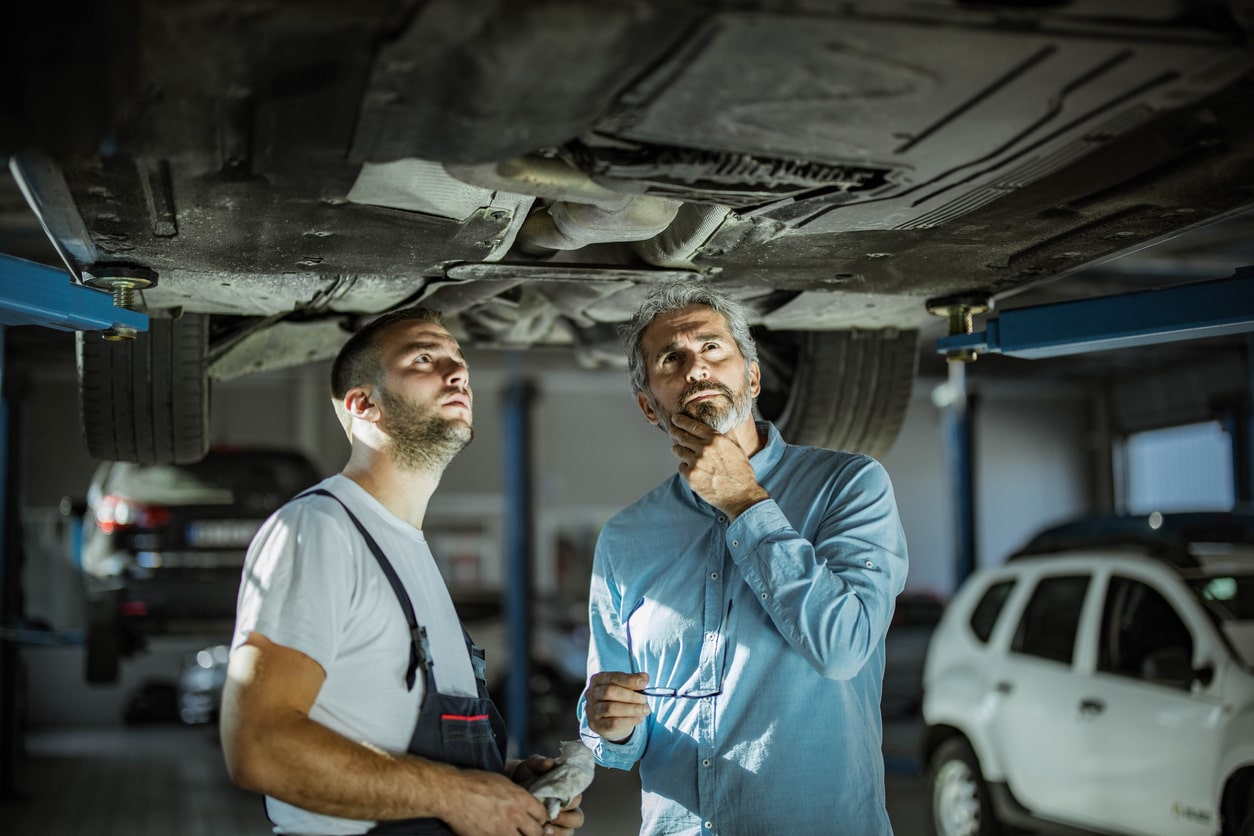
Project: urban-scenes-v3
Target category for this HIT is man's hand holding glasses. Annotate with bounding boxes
[582,671,652,743]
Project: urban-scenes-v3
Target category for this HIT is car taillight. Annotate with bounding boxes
[120,600,149,617]
[95,495,173,534]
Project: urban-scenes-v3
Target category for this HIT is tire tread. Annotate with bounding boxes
[76,316,210,464]
[773,329,918,458]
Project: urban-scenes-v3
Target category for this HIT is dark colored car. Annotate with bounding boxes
[882,591,946,717]
[4,2,1253,467]
[80,447,320,683]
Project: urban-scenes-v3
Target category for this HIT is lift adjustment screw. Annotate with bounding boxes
[927,294,992,363]
[84,264,158,341]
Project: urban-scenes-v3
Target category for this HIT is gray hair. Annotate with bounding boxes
[619,280,758,396]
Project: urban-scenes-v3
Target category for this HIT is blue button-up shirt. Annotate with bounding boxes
[579,422,908,835]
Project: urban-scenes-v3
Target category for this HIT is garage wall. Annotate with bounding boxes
[973,384,1093,569]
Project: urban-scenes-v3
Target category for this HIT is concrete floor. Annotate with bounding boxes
[8,637,929,834]
[2,719,927,835]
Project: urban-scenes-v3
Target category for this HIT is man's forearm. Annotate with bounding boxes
[227,708,461,822]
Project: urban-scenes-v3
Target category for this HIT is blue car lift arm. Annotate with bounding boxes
[936,270,1254,360]
[0,252,147,333]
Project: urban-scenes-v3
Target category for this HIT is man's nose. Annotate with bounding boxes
[445,361,469,388]
[684,356,709,381]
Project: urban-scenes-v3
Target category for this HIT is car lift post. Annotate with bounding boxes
[0,324,15,799]
[0,253,148,797]
[501,353,534,757]
[1219,334,1254,504]
[941,360,978,586]
[1244,335,1254,503]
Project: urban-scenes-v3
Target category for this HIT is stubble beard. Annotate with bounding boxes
[378,386,473,474]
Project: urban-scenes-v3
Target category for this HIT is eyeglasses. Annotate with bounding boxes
[624,598,730,699]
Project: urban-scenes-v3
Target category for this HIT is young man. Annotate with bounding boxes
[220,307,584,836]
[578,281,909,835]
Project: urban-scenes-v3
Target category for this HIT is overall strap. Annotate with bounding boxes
[299,488,424,691]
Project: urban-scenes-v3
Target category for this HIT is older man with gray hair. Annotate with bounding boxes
[579,279,909,835]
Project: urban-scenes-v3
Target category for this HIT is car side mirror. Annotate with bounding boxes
[1141,647,1208,690]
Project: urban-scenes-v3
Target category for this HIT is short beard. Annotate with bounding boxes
[662,372,756,434]
[378,386,472,474]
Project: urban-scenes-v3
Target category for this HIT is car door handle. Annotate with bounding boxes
[1079,698,1105,715]
[994,681,1013,694]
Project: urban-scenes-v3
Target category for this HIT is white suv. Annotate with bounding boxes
[921,512,1254,836]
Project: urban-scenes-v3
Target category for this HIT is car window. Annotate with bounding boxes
[1011,574,1090,665]
[1186,573,1254,668]
[1099,576,1195,689]
[968,579,1015,643]
[1187,573,1254,621]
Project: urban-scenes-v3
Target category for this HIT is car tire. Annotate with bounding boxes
[1224,771,1254,836]
[85,593,122,684]
[76,313,210,465]
[755,328,917,458]
[927,737,1002,836]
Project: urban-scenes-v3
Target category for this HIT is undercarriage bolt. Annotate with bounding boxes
[84,264,159,342]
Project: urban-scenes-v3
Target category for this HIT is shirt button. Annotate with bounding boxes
[705,632,715,642]
[731,540,739,547]
[702,758,711,766]
[710,572,718,579]
[705,822,714,831]
[717,515,727,523]
[865,560,874,568]
[761,592,768,599]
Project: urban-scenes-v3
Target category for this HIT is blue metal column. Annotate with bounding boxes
[942,361,978,586]
[1217,335,1254,505]
[0,325,16,799]
[501,353,534,757]
[1234,336,1254,504]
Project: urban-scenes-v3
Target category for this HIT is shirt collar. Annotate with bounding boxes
[752,420,786,476]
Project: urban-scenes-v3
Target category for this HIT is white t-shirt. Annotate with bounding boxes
[231,474,478,835]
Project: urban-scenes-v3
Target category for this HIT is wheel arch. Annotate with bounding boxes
[1221,765,1254,836]
[923,721,1004,783]
[922,723,968,770]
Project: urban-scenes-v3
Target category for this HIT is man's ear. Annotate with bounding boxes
[344,387,378,422]
[636,390,660,426]
[748,359,761,399]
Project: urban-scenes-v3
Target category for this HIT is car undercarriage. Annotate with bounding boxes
[3,0,1253,462]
